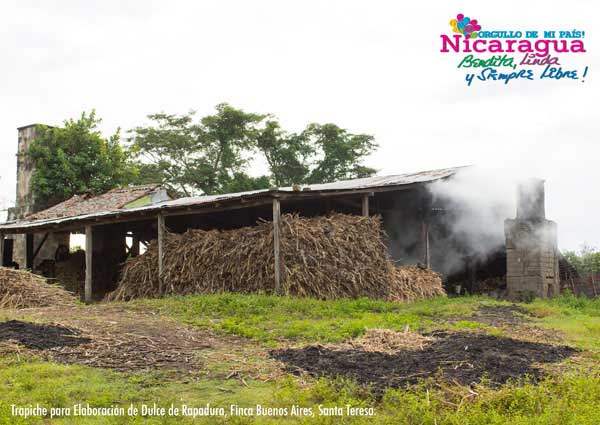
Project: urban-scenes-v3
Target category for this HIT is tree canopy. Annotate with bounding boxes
[563,245,600,276]
[26,111,137,209]
[129,104,266,196]
[130,103,377,196]
[25,105,378,208]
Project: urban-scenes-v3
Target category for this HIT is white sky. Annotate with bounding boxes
[0,0,597,251]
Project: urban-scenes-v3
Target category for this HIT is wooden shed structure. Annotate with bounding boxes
[0,166,473,302]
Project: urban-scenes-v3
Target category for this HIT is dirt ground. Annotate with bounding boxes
[0,304,275,382]
[449,305,529,327]
[0,303,580,391]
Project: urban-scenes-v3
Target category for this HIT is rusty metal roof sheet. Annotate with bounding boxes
[25,184,166,221]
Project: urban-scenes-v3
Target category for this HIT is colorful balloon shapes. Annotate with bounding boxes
[449,14,481,39]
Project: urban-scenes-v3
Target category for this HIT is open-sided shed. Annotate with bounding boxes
[0,166,464,302]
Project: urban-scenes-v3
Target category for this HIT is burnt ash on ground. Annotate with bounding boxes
[0,320,91,349]
[271,331,578,394]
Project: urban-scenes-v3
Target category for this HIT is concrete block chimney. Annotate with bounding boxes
[14,124,41,218]
[504,179,559,299]
[5,124,69,270]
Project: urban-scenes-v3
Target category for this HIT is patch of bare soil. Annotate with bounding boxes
[0,317,210,376]
[0,303,287,384]
[508,326,567,345]
[271,330,578,394]
[51,325,211,374]
[0,304,245,378]
[450,305,567,345]
[451,305,530,327]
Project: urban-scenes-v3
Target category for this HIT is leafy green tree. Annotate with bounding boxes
[27,111,137,209]
[254,120,312,187]
[222,173,271,194]
[254,121,377,186]
[130,104,264,196]
[563,245,600,276]
[300,123,377,184]
[130,104,378,194]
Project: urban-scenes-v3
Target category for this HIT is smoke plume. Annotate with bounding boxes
[427,165,536,276]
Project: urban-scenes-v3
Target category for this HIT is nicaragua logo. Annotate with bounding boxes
[440,13,589,86]
[449,14,481,39]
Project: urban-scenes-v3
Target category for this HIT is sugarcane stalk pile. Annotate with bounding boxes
[54,250,86,294]
[106,213,444,302]
[0,267,76,309]
[54,249,122,297]
[388,266,446,302]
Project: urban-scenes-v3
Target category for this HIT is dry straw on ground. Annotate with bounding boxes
[0,267,76,309]
[107,214,445,302]
[348,328,434,353]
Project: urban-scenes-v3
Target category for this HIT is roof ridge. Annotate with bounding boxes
[108,183,161,192]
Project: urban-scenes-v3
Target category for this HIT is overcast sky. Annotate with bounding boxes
[0,0,597,251]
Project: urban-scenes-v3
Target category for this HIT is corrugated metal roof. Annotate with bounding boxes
[163,166,465,208]
[0,166,465,232]
[284,167,464,191]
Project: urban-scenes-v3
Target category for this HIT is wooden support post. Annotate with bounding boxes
[26,234,34,269]
[131,234,140,257]
[469,257,477,295]
[426,226,430,268]
[361,193,369,217]
[421,218,430,268]
[0,233,4,267]
[85,225,93,304]
[157,213,165,296]
[272,198,281,294]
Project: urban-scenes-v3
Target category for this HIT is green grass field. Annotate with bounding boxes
[131,293,487,344]
[1,293,600,424]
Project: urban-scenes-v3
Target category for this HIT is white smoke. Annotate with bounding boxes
[427,165,536,276]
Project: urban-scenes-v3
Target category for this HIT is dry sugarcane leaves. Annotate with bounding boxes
[0,267,76,309]
[107,214,445,302]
